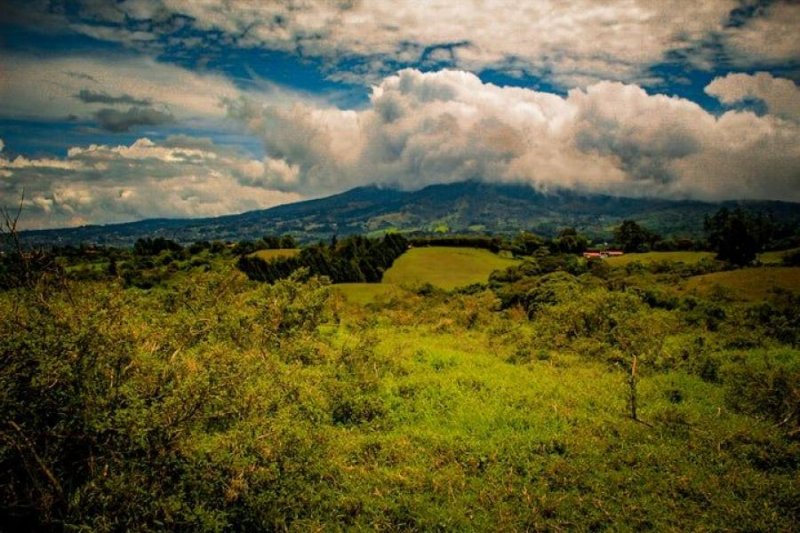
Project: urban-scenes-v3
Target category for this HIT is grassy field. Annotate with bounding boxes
[333,283,400,305]
[759,247,800,264]
[382,246,518,290]
[605,251,715,267]
[250,248,300,261]
[682,266,800,300]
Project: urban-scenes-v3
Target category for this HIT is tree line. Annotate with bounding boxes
[238,234,408,284]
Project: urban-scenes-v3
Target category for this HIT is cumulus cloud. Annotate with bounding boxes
[229,68,800,202]
[723,1,800,66]
[33,0,744,87]
[0,137,302,230]
[705,72,800,120]
[94,106,175,132]
[0,52,334,138]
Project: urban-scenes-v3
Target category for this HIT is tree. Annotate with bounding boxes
[704,207,772,266]
[550,228,588,254]
[614,220,659,253]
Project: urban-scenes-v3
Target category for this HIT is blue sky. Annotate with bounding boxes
[1,0,799,229]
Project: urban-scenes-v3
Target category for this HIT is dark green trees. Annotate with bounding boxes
[550,228,588,254]
[614,220,659,253]
[705,208,772,266]
[238,234,408,284]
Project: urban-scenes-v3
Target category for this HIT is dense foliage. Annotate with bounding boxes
[1,230,799,531]
[705,207,773,265]
[238,234,408,284]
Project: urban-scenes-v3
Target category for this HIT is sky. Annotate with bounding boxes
[1,0,799,230]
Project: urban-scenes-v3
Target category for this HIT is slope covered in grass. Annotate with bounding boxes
[250,248,300,261]
[683,267,800,300]
[382,246,518,289]
[605,251,715,267]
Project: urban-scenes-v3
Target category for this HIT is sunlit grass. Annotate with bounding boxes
[383,247,518,289]
[333,283,400,305]
[683,266,800,300]
[250,248,300,261]
[759,247,800,264]
[605,251,715,267]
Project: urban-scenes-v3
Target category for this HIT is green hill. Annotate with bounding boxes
[382,247,518,290]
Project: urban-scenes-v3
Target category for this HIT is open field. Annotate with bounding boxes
[605,251,715,267]
[382,246,518,289]
[333,283,400,305]
[250,248,300,261]
[682,266,800,300]
[759,248,800,264]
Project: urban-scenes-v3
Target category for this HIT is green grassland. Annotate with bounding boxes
[605,251,715,266]
[333,283,400,305]
[682,266,800,300]
[759,247,800,264]
[3,244,800,531]
[250,248,300,261]
[382,246,518,289]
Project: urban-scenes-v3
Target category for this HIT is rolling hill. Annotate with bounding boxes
[19,181,800,247]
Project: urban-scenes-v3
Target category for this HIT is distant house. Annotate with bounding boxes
[583,250,624,259]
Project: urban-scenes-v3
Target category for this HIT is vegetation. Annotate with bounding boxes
[705,207,773,265]
[605,251,715,267]
[238,234,408,284]
[614,219,661,252]
[2,208,800,531]
[682,267,800,301]
[383,247,518,290]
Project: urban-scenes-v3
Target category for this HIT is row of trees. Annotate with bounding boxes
[613,207,774,265]
[238,234,408,284]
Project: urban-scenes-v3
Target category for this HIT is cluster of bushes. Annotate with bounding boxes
[238,234,408,284]
[0,269,398,530]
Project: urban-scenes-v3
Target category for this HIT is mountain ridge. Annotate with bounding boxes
[17,181,800,247]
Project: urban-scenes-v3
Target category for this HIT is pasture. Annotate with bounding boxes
[333,283,399,305]
[250,248,300,261]
[382,246,518,290]
[682,266,800,300]
[759,247,800,264]
[605,251,715,267]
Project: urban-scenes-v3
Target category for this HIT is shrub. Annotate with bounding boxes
[721,349,800,436]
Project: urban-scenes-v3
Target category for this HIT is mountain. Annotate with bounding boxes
[18,181,800,247]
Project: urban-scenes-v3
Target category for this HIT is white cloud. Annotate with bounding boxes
[724,1,800,66]
[0,137,302,229]
[4,68,799,230]
[705,72,800,120]
[230,68,800,202]
[0,52,313,127]
[67,0,742,87]
[0,53,240,122]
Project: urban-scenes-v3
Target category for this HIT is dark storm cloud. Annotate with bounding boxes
[75,89,152,106]
[94,106,175,132]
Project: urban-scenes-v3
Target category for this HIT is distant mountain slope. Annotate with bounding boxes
[19,181,800,247]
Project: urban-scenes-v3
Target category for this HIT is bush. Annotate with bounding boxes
[721,349,800,436]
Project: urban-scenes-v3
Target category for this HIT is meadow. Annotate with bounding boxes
[250,248,300,261]
[682,266,800,301]
[2,244,799,531]
[382,246,518,289]
[605,250,714,266]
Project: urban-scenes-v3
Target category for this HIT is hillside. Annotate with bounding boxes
[19,181,800,247]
